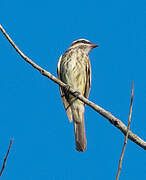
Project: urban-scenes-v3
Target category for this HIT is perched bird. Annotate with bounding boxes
[57,39,98,152]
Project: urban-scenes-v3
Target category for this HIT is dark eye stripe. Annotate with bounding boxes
[71,40,91,46]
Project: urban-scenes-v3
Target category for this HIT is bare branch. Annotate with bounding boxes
[0,25,146,150]
[0,139,13,178]
[116,82,134,180]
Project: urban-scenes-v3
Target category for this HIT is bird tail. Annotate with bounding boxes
[74,119,87,152]
[71,101,87,152]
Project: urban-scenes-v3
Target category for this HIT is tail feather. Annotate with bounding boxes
[74,120,87,152]
[71,102,87,152]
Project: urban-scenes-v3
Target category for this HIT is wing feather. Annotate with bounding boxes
[84,57,91,99]
[57,55,73,122]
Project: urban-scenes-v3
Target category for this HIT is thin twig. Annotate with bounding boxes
[116,82,134,180]
[0,25,146,150]
[0,139,13,178]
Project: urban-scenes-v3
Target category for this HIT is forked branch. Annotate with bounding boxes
[116,83,134,180]
[0,25,146,150]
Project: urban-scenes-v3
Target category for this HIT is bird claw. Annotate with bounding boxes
[73,91,81,97]
[65,84,70,92]
[62,84,70,97]
[63,85,80,98]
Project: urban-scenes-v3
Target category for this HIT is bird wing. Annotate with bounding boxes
[57,55,73,122]
[84,57,91,99]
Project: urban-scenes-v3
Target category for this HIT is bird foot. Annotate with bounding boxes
[73,91,81,97]
[62,84,70,97]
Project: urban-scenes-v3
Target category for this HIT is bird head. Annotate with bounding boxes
[69,39,99,54]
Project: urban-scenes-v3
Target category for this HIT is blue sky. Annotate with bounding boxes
[0,0,146,179]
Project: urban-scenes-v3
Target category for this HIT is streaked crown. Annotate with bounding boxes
[70,39,91,47]
[68,39,99,54]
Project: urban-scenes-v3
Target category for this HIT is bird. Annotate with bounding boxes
[57,39,99,152]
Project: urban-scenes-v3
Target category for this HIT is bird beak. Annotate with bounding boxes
[91,43,99,48]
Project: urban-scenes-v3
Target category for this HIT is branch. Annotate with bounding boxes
[0,139,13,178]
[0,25,146,150]
[116,82,134,180]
